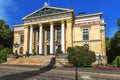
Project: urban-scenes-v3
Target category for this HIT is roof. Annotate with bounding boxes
[22,2,72,20]
[76,12,103,18]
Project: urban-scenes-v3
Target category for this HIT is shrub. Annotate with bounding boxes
[0,48,13,63]
[112,56,120,68]
[67,46,96,67]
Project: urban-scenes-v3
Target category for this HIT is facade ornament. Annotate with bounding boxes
[44,2,49,7]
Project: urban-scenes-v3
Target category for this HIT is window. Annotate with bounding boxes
[83,28,89,40]
[20,47,23,54]
[47,45,50,55]
[57,28,61,40]
[20,35,24,44]
[47,29,50,40]
[58,45,61,53]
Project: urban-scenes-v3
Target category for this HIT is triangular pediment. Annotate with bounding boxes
[23,3,71,19]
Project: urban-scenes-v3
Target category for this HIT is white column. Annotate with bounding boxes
[61,20,65,53]
[29,25,33,54]
[39,23,43,55]
[50,22,54,54]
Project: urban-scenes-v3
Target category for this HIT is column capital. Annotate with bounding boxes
[61,20,65,24]
[66,19,72,23]
[24,25,28,29]
[50,21,53,26]
[38,23,42,27]
[29,24,33,28]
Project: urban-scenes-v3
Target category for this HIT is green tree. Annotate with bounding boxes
[67,46,96,67]
[117,18,120,29]
[106,37,111,51]
[0,19,13,48]
[0,19,13,63]
[108,30,120,63]
[67,46,96,80]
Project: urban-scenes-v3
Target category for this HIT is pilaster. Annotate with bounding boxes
[23,25,29,54]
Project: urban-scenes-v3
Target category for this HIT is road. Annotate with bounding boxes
[0,64,120,80]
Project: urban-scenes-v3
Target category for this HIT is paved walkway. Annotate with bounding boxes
[0,64,120,80]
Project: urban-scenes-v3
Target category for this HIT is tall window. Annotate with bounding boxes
[58,45,61,53]
[47,45,50,55]
[20,35,24,44]
[57,28,61,40]
[83,28,89,40]
[47,29,50,40]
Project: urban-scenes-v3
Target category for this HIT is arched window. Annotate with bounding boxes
[20,47,23,54]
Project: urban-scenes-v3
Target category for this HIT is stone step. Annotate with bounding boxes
[3,56,55,66]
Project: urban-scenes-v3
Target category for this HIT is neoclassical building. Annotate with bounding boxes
[13,2,106,58]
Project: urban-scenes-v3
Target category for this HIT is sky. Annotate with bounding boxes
[0,0,120,38]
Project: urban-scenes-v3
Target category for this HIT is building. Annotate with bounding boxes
[13,2,106,59]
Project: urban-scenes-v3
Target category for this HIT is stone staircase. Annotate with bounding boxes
[3,55,55,66]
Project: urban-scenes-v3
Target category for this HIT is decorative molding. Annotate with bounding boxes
[50,21,53,26]
[14,30,24,34]
[29,25,33,28]
[73,39,101,43]
[66,19,72,23]
[61,20,65,24]
[24,13,71,23]
[24,25,28,29]
[74,21,102,27]
[38,23,42,27]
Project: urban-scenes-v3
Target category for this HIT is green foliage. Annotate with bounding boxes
[117,18,120,29]
[107,30,120,63]
[112,56,120,68]
[67,46,96,67]
[0,19,13,49]
[106,37,111,51]
[0,48,12,63]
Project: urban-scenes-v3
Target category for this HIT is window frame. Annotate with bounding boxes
[20,34,24,45]
[82,28,89,41]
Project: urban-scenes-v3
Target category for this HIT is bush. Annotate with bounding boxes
[67,46,96,67]
[0,48,13,63]
[112,56,120,68]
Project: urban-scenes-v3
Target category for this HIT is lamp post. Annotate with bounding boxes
[98,54,102,65]
[55,40,58,56]
[13,42,19,56]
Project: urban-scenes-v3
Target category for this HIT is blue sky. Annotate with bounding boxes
[0,0,120,38]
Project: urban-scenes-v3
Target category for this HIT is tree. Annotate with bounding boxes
[67,46,96,80]
[108,30,120,63]
[67,46,96,67]
[0,19,13,48]
[117,18,120,29]
[0,19,13,63]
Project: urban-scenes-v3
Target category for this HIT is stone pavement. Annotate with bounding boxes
[0,64,120,80]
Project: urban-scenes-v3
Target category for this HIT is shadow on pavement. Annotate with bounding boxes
[0,57,56,80]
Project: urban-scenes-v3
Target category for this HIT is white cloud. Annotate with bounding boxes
[0,0,19,22]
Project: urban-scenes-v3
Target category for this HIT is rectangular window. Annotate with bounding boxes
[83,28,89,40]
[20,35,24,44]
[57,28,61,40]
[47,45,50,55]
[58,45,61,53]
[47,29,50,40]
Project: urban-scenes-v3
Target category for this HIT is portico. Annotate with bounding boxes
[23,20,66,55]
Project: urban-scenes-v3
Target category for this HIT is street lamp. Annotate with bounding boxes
[13,42,19,56]
[55,40,58,56]
[98,54,102,65]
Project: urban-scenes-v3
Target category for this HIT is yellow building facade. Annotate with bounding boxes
[13,3,106,59]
